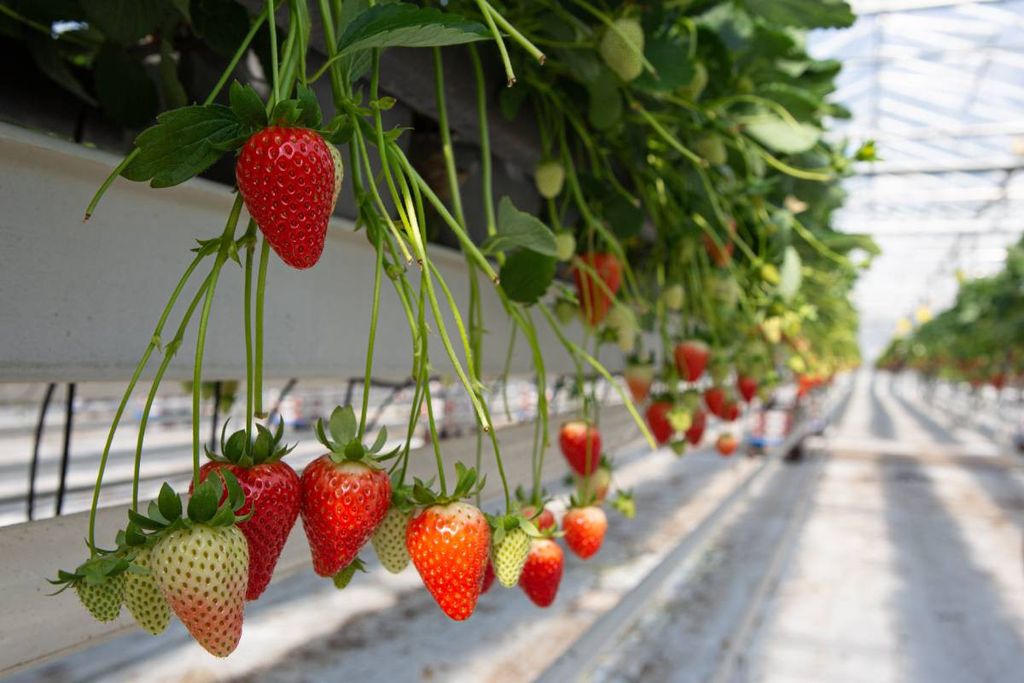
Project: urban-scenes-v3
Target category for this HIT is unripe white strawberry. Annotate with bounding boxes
[662,283,684,311]
[124,547,170,635]
[327,143,344,207]
[372,506,412,574]
[151,524,248,657]
[535,160,565,199]
[555,232,576,262]
[75,576,124,623]
[493,527,531,588]
[600,18,645,82]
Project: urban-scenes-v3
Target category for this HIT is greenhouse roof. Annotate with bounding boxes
[811,0,1024,358]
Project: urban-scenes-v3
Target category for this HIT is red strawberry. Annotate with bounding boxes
[192,422,300,600]
[645,400,675,445]
[737,375,758,403]
[236,126,335,269]
[195,461,299,600]
[716,433,738,457]
[559,420,602,476]
[519,539,564,607]
[675,340,711,382]
[406,502,490,620]
[300,406,392,577]
[624,362,655,403]
[301,459,390,577]
[721,401,741,422]
[685,410,706,445]
[563,506,607,560]
[481,558,496,594]
[521,504,556,533]
[704,386,726,418]
[573,252,622,325]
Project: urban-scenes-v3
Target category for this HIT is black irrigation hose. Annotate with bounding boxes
[54,383,76,516]
[26,382,57,521]
[268,378,298,424]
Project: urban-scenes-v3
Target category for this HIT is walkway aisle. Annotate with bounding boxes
[733,372,1024,683]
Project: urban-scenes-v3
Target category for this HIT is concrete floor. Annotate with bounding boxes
[8,372,1024,682]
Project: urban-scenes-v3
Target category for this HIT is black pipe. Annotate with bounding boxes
[26,382,57,521]
[268,378,298,424]
[54,383,76,516]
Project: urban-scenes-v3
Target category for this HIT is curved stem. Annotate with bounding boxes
[359,225,385,438]
[243,222,256,444]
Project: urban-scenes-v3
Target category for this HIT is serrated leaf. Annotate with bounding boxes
[157,483,182,521]
[187,478,219,523]
[778,246,802,301]
[191,0,250,56]
[500,249,557,305]
[338,3,489,55]
[229,80,267,128]
[481,197,558,256]
[741,112,820,155]
[744,0,854,29]
[329,405,358,445]
[122,104,243,187]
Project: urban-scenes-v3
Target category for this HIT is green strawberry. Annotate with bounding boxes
[695,134,727,165]
[535,160,566,199]
[124,547,170,635]
[554,297,577,325]
[151,524,249,657]
[75,575,124,623]
[662,283,684,311]
[372,505,412,574]
[493,527,531,588]
[555,232,576,262]
[600,18,645,82]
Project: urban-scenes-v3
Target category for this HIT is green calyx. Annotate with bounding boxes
[332,557,367,590]
[206,419,295,468]
[49,553,131,594]
[316,405,399,467]
[411,462,484,506]
[611,490,636,520]
[486,511,544,546]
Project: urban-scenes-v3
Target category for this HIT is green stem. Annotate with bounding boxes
[267,0,281,105]
[469,45,497,238]
[359,225,385,438]
[432,48,467,226]
[243,222,256,444]
[474,0,516,86]
[254,238,270,417]
[192,196,244,489]
[478,0,546,64]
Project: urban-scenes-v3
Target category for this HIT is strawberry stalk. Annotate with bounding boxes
[242,222,256,446]
[253,239,270,418]
[474,0,516,86]
[191,196,244,489]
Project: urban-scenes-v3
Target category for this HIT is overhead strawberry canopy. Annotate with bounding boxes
[4,0,872,657]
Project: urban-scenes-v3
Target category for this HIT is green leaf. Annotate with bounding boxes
[370,426,388,453]
[329,405,358,445]
[587,69,622,131]
[500,249,557,305]
[26,36,97,106]
[187,478,219,523]
[741,112,820,155]
[604,194,644,239]
[777,246,802,300]
[229,81,267,128]
[190,0,250,56]
[122,104,244,187]
[744,0,854,29]
[481,197,558,257]
[80,0,174,44]
[94,43,159,128]
[338,3,489,55]
[634,34,694,92]
[157,483,182,521]
[296,84,323,128]
[158,39,188,110]
[128,509,164,530]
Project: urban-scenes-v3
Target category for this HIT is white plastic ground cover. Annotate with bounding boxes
[0,121,588,383]
[0,405,641,676]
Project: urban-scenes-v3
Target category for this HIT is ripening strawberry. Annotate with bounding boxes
[195,460,300,600]
[722,401,741,422]
[124,548,170,635]
[371,505,413,574]
[493,527,531,588]
[685,410,707,446]
[716,433,738,457]
[574,464,611,503]
[573,252,622,326]
[559,420,603,476]
[326,142,344,209]
[407,502,491,620]
[236,126,336,269]
[646,400,675,445]
[150,524,249,657]
[625,362,655,403]
[563,506,607,560]
[704,386,727,418]
[481,558,496,595]
[75,575,124,623]
[300,459,391,577]
[519,539,564,608]
[675,340,710,382]
[521,504,557,533]
[737,375,758,403]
